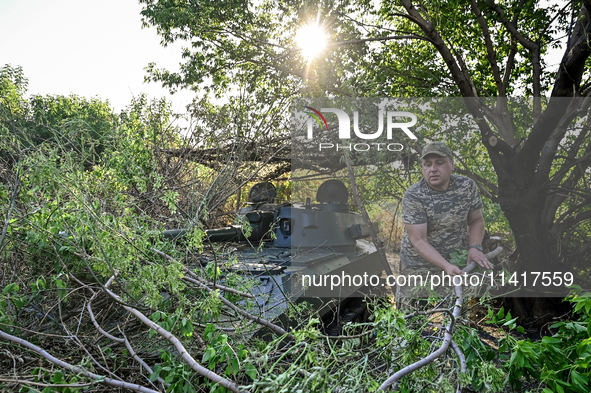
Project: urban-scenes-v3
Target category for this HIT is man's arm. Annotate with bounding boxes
[405,222,464,276]
[466,209,493,269]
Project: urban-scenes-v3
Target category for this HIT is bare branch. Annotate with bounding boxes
[0,378,94,389]
[0,330,160,393]
[379,247,503,390]
[450,340,467,374]
[470,0,504,94]
[120,327,168,391]
[101,283,244,393]
[399,0,475,97]
[451,340,467,392]
[78,279,168,391]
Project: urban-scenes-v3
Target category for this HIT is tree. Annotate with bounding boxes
[1,64,119,166]
[139,1,591,300]
[0,64,28,120]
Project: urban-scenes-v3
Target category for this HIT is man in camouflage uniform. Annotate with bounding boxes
[395,141,493,310]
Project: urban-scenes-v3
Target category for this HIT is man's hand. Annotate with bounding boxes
[466,248,494,270]
[443,263,464,276]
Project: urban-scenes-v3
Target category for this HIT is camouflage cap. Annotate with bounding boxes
[421,141,453,159]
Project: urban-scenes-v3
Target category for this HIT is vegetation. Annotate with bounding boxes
[1,0,591,391]
[140,0,591,305]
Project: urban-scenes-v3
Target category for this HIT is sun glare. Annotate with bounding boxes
[296,24,327,59]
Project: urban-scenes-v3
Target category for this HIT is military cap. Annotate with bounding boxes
[421,141,453,159]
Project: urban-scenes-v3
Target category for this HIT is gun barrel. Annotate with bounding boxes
[161,210,275,244]
[162,226,246,242]
[205,226,245,242]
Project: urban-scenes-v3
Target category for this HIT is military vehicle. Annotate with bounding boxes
[163,179,388,334]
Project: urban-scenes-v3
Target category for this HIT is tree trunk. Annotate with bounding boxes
[496,170,571,324]
[498,177,557,275]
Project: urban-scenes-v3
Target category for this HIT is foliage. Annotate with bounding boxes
[5,0,591,385]
[0,125,512,391]
[0,64,28,119]
[150,351,198,393]
[0,68,270,390]
[139,0,591,285]
[487,288,591,393]
[18,368,86,393]
[1,66,118,167]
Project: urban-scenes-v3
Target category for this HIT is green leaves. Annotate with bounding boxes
[244,362,258,380]
[489,291,591,392]
[2,283,19,295]
[150,353,198,393]
[449,248,469,267]
[53,277,67,302]
[487,307,525,334]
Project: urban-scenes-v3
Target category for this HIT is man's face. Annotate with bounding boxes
[422,154,454,191]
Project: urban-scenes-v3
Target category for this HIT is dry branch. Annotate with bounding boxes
[83,285,168,390]
[150,247,291,338]
[151,247,254,298]
[379,246,503,390]
[0,329,160,393]
[101,281,244,393]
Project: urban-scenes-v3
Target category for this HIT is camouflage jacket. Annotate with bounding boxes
[400,174,483,268]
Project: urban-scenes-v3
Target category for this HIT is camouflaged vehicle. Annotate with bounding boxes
[162,179,387,335]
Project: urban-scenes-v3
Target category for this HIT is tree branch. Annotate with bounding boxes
[327,34,433,47]
[77,279,168,391]
[453,167,499,200]
[343,150,394,277]
[101,283,244,393]
[379,247,503,390]
[535,100,586,185]
[470,0,504,95]
[0,330,159,393]
[400,0,475,97]
[484,0,542,120]
[551,209,591,238]
[544,156,591,229]
[502,41,517,93]
[551,0,591,97]
[151,248,255,298]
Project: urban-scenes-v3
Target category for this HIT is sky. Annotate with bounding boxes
[0,0,568,116]
[0,0,195,114]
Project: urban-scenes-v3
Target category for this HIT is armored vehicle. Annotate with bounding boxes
[163,179,388,334]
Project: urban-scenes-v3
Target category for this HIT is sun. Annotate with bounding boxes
[295,24,327,59]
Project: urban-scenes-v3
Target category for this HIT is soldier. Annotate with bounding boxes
[395,141,494,310]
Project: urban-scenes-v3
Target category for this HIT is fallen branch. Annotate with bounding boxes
[101,280,245,393]
[84,287,168,391]
[151,248,290,338]
[0,378,94,389]
[151,247,255,298]
[379,246,503,390]
[120,327,168,391]
[0,330,159,393]
[319,329,374,340]
[184,275,293,340]
[451,339,467,393]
